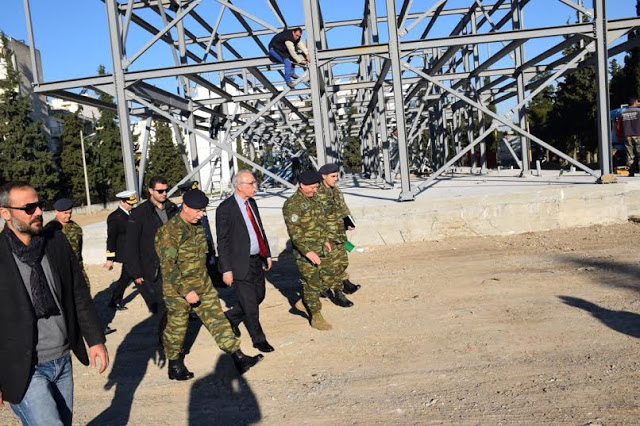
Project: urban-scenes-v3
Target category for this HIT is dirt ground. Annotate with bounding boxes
[2,222,640,425]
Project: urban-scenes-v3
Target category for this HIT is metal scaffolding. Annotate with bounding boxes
[20,0,640,200]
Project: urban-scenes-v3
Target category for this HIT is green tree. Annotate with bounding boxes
[0,34,58,200]
[146,120,187,186]
[59,110,87,204]
[343,136,363,173]
[526,80,556,161]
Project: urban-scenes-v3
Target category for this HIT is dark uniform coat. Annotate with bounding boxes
[106,206,130,263]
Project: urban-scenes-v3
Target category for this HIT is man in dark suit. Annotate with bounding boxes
[0,181,109,424]
[126,176,178,342]
[216,170,274,353]
[103,190,138,310]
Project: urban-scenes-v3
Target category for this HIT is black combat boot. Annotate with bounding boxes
[319,289,333,299]
[342,279,361,294]
[232,349,264,375]
[331,290,354,307]
[168,358,194,381]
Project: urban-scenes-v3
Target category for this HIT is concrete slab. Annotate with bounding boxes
[79,171,640,264]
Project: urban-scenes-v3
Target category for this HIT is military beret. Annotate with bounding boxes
[116,190,138,205]
[183,189,209,209]
[298,170,322,185]
[53,198,73,211]
[318,163,339,175]
[178,180,199,191]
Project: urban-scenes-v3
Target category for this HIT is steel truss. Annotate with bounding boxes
[20,0,640,200]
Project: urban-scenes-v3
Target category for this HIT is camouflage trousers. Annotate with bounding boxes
[626,136,640,171]
[163,285,240,360]
[296,244,348,315]
[333,243,350,285]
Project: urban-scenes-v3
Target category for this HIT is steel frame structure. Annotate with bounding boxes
[20,0,640,200]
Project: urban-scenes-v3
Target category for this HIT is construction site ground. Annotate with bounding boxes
[2,221,640,425]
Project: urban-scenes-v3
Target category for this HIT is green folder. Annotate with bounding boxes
[344,240,355,252]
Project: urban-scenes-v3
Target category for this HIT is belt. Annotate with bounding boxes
[249,254,262,259]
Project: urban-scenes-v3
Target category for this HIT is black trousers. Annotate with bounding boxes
[136,273,168,344]
[226,257,267,344]
[110,263,133,305]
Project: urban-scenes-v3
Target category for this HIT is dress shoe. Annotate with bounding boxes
[331,290,354,307]
[319,289,333,298]
[109,300,128,311]
[168,359,194,381]
[310,313,332,330]
[286,81,296,89]
[342,279,361,295]
[232,349,264,374]
[225,312,241,337]
[253,340,275,353]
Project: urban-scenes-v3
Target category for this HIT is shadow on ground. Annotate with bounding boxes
[559,296,640,338]
[188,355,261,425]
[556,254,640,294]
[265,244,307,319]
[88,315,165,425]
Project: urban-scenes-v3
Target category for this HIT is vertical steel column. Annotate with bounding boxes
[177,1,201,182]
[303,0,327,166]
[22,0,39,85]
[137,117,152,195]
[105,0,138,193]
[512,0,530,176]
[471,11,486,172]
[386,0,413,201]
[593,0,612,176]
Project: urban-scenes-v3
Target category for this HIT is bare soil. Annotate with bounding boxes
[2,223,640,425]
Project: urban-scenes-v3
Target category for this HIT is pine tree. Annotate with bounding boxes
[146,120,187,186]
[59,110,88,204]
[0,34,59,200]
[91,65,127,203]
[526,80,556,161]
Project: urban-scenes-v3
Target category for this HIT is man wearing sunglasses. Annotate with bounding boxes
[0,181,108,424]
[126,176,179,345]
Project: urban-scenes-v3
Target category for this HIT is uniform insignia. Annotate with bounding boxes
[291,214,299,222]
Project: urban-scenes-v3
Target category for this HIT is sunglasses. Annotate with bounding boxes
[3,201,46,215]
[153,188,168,194]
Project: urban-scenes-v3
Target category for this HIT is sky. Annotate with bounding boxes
[0,1,638,89]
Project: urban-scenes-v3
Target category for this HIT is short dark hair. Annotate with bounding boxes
[148,176,167,189]
[630,96,639,105]
[291,27,302,33]
[0,181,34,208]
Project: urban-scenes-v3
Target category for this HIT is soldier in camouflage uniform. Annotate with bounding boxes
[283,170,341,330]
[316,164,361,304]
[155,189,263,380]
[45,198,90,290]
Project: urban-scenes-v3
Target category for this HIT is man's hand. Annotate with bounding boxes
[89,343,109,374]
[306,53,311,63]
[347,226,355,231]
[264,258,273,271]
[134,277,144,285]
[103,260,114,270]
[305,251,321,265]
[299,59,308,66]
[325,241,333,252]
[185,291,200,304]
[223,272,234,286]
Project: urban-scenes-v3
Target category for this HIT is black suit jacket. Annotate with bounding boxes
[216,195,271,281]
[0,229,105,404]
[125,199,178,281]
[106,207,129,263]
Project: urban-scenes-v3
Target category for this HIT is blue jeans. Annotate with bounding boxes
[269,48,294,83]
[10,353,73,426]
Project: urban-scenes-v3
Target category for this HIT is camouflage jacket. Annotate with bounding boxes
[155,214,212,296]
[316,184,351,243]
[283,189,330,258]
[45,219,84,263]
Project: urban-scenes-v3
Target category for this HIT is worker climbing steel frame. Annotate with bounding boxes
[19,0,640,200]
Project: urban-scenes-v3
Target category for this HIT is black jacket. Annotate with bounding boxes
[125,199,178,281]
[106,207,129,263]
[0,229,105,404]
[216,196,271,280]
[268,30,298,60]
